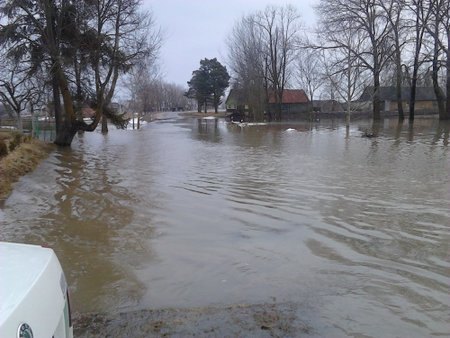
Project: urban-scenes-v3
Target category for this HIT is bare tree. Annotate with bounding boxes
[127,60,193,117]
[381,0,408,120]
[295,47,324,111]
[88,0,162,134]
[407,0,432,121]
[0,58,35,132]
[253,5,302,121]
[227,15,267,120]
[424,0,449,120]
[322,29,368,127]
[227,5,302,121]
[317,0,393,120]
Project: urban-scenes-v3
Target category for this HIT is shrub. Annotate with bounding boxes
[0,139,8,158]
[8,133,22,152]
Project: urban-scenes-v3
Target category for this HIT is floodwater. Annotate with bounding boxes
[1,115,449,337]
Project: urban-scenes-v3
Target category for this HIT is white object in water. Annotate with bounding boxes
[0,242,73,338]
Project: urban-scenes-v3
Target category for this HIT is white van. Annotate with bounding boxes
[0,242,73,338]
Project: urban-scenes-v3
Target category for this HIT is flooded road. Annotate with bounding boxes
[1,115,449,337]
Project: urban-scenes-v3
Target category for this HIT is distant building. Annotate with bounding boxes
[81,107,96,119]
[312,100,345,113]
[225,89,249,113]
[359,86,443,113]
[226,88,312,119]
[110,102,126,114]
[268,89,311,118]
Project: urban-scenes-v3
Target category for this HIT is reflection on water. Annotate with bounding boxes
[1,116,449,336]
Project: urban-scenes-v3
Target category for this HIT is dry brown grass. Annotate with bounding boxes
[0,130,13,141]
[0,138,54,200]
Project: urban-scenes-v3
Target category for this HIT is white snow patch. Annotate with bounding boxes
[232,122,268,127]
[127,118,147,130]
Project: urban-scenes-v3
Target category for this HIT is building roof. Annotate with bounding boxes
[81,107,96,118]
[225,88,246,105]
[268,89,309,104]
[359,86,443,102]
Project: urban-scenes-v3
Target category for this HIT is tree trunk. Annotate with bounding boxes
[409,0,430,122]
[373,73,381,120]
[16,112,23,133]
[346,98,351,128]
[391,19,404,121]
[410,72,418,122]
[396,88,404,120]
[52,71,62,136]
[396,59,404,120]
[53,64,78,146]
[276,90,283,121]
[52,66,76,147]
[431,5,448,120]
[446,33,450,119]
[214,92,218,113]
[54,76,78,146]
[395,119,403,142]
[346,50,351,127]
[54,128,77,146]
[101,115,108,133]
[432,46,446,119]
[409,11,422,122]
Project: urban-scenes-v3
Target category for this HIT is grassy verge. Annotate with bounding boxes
[0,134,54,200]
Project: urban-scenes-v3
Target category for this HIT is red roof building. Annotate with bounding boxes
[268,89,310,104]
[267,89,311,119]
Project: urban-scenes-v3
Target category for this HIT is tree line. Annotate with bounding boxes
[0,0,162,146]
[226,1,449,123]
[127,61,196,115]
[1,1,448,148]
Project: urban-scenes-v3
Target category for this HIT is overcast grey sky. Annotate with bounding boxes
[142,0,318,87]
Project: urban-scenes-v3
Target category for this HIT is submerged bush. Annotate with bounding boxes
[0,140,8,157]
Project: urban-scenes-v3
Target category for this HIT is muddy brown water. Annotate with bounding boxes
[1,115,449,337]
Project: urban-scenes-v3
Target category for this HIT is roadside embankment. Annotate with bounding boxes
[0,132,54,200]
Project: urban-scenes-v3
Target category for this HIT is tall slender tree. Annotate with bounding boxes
[381,0,407,120]
[407,0,432,121]
[425,0,449,120]
[254,5,301,121]
[226,14,267,120]
[295,47,324,112]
